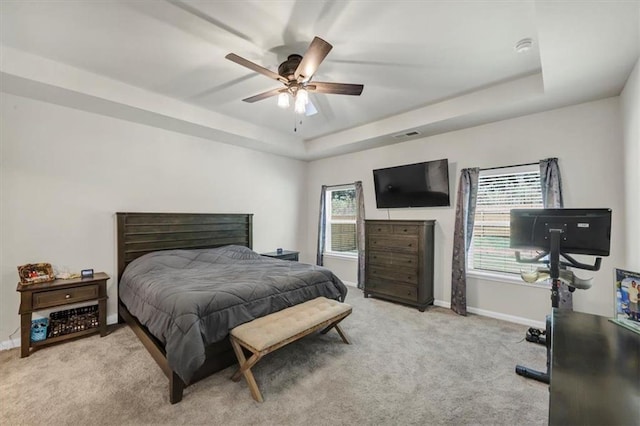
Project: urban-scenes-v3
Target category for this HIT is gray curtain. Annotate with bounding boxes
[451,168,480,316]
[355,181,366,289]
[540,157,564,208]
[540,158,572,309]
[316,185,327,266]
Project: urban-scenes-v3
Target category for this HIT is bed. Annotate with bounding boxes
[116,212,347,403]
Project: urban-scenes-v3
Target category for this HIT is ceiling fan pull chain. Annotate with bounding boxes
[294,114,304,132]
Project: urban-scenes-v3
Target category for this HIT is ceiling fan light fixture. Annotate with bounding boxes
[297,89,309,105]
[277,92,290,108]
[294,98,306,114]
[294,89,309,114]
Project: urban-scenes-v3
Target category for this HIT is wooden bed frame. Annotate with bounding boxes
[116,212,253,404]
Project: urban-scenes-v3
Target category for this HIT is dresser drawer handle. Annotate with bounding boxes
[403,229,408,232]
[65,294,71,299]
[408,243,412,247]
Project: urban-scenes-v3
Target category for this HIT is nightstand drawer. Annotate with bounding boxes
[33,285,99,309]
[261,250,299,261]
[276,253,298,261]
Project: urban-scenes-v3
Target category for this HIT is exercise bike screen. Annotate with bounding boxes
[510,208,611,256]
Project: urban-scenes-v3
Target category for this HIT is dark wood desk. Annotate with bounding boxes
[550,309,640,425]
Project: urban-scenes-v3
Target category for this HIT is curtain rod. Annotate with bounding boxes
[324,182,357,189]
[480,161,538,172]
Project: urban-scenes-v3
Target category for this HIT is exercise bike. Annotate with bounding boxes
[510,208,612,384]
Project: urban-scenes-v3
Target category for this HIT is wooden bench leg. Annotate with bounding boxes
[334,324,351,344]
[320,319,351,344]
[231,352,261,382]
[230,337,264,402]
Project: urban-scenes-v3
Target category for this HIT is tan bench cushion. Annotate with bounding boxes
[231,297,351,352]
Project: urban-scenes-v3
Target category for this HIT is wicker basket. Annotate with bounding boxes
[18,263,55,285]
[48,305,99,338]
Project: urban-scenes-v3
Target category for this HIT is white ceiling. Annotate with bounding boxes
[1,0,638,160]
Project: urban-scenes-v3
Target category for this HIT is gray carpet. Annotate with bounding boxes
[0,290,548,425]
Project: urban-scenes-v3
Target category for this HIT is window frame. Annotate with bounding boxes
[324,184,358,258]
[467,164,545,281]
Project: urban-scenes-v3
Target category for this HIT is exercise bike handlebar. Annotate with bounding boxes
[515,251,602,272]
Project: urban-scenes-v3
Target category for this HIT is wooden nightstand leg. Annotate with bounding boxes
[20,313,31,358]
[98,298,107,337]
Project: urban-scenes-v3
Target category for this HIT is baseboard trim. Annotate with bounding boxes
[434,299,545,329]
[1,314,121,352]
[343,281,358,288]
[2,302,544,350]
[107,313,118,325]
[0,337,20,351]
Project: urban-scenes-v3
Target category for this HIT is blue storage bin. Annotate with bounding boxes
[31,318,48,342]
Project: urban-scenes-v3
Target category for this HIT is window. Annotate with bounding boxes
[325,186,357,256]
[468,167,543,275]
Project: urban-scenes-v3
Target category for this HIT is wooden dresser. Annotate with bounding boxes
[365,220,435,311]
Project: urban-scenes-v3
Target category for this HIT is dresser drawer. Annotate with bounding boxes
[367,223,393,234]
[33,285,99,309]
[366,279,418,302]
[368,251,418,270]
[367,265,418,285]
[392,224,420,235]
[369,235,418,253]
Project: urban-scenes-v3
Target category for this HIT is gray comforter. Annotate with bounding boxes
[119,245,348,383]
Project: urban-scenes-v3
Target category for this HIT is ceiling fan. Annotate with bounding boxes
[225,36,364,115]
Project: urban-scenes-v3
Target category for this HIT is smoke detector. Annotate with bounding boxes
[515,38,533,53]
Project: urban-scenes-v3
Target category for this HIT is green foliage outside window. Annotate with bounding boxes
[329,189,357,253]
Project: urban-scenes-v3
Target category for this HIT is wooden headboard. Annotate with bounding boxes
[116,212,253,280]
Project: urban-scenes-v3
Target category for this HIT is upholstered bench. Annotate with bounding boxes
[230,297,352,402]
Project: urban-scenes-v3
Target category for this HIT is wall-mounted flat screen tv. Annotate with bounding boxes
[373,159,450,208]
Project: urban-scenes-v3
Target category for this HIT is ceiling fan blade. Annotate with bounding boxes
[242,88,287,103]
[307,82,364,96]
[225,53,287,84]
[294,36,333,82]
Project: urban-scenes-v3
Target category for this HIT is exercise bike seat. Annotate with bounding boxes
[520,268,592,290]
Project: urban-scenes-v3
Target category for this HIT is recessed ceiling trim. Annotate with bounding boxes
[0,46,304,156]
[304,73,545,157]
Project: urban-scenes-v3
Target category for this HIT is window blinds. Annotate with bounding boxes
[469,170,543,274]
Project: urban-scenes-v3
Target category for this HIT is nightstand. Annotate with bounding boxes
[261,250,299,261]
[16,272,109,358]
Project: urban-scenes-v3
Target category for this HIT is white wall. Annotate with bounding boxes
[306,97,625,324]
[621,57,640,271]
[0,93,307,345]
[322,255,358,286]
